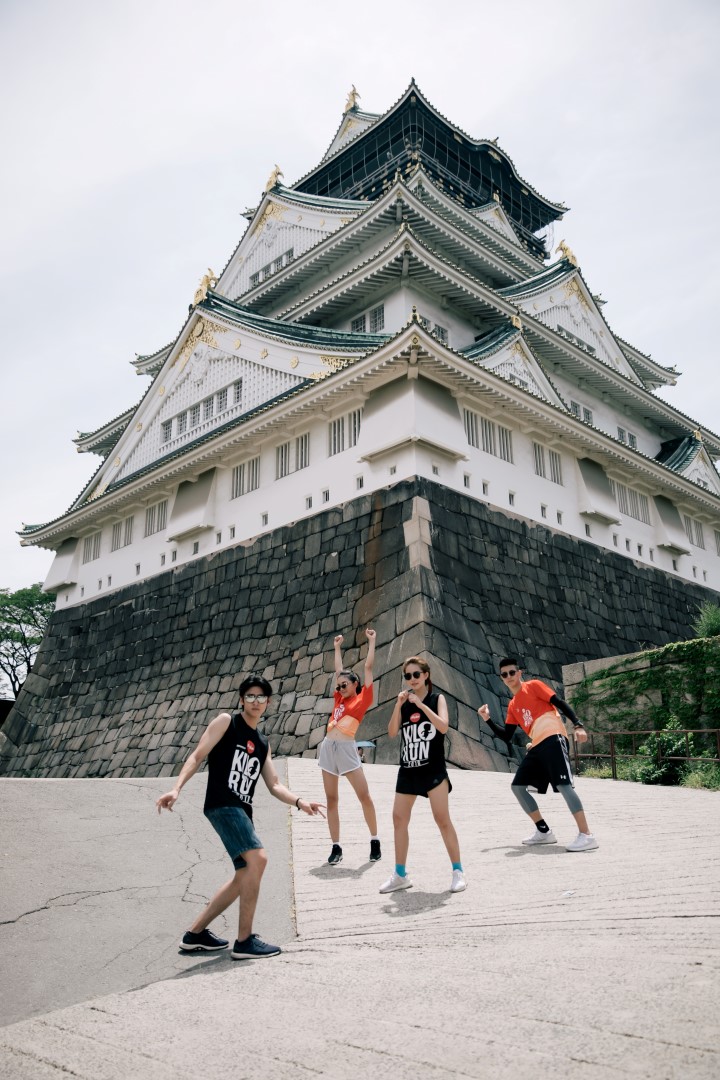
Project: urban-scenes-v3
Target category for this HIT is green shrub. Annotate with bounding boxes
[631,716,693,785]
[681,762,720,790]
[692,601,720,639]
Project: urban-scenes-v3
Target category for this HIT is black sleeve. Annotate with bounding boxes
[550,694,583,727]
[485,718,515,744]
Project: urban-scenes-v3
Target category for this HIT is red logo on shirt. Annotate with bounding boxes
[410,712,421,724]
[246,740,255,754]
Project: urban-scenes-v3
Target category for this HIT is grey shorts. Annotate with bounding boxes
[317,737,362,776]
[205,806,263,870]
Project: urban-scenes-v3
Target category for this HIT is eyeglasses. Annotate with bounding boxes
[404,671,424,680]
[500,670,518,679]
[336,682,353,692]
[243,694,268,703]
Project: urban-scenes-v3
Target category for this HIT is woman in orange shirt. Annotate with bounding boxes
[317,628,381,865]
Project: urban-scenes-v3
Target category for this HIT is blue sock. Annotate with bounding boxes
[395,864,406,877]
[452,862,463,872]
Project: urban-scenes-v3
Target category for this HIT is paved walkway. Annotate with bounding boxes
[1,761,718,1079]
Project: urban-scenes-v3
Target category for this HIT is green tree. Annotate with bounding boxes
[0,584,56,698]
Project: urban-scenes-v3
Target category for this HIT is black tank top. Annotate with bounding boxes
[204,713,269,818]
[399,692,446,770]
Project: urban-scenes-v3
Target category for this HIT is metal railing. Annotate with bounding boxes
[571,729,720,780]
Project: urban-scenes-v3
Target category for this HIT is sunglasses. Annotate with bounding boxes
[336,682,354,692]
[403,671,424,680]
[500,669,518,679]
[243,693,268,703]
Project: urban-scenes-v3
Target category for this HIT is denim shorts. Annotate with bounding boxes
[204,806,264,870]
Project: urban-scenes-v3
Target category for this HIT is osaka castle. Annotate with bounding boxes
[26,81,720,604]
[7,80,720,777]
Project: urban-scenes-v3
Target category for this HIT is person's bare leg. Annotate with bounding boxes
[188,871,243,933]
[572,810,590,834]
[322,770,340,844]
[344,766,378,836]
[392,793,415,866]
[428,780,461,864]
[236,848,268,942]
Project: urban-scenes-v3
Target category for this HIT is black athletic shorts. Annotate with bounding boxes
[396,766,453,798]
[511,734,573,794]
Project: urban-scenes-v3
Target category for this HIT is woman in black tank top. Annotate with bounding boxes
[378,656,466,895]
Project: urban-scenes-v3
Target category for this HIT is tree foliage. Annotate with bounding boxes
[692,600,720,639]
[0,584,56,698]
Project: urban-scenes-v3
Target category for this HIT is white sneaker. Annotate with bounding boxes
[450,870,467,893]
[566,832,599,852]
[379,871,413,894]
[522,829,557,846]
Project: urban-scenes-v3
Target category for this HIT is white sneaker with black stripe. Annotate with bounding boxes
[522,828,557,846]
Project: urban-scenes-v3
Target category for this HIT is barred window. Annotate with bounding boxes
[628,433,637,449]
[296,432,310,470]
[369,304,385,332]
[231,456,260,499]
[190,404,201,428]
[684,515,705,549]
[463,409,479,449]
[203,397,214,421]
[348,409,362,448]
[583,406,593,424]
[82,532,101,564]
[481,417,496,456]
[250,272,260,287]
[351,314,366,333]
[144,499,167,537]
[611,481,650,525]
[233,380,243,405]
[617,427,626,443]
[111,523,121,552]
[177,412,187,435]
[433,325,448,345]
[570,401,581,418]
[329,416,345,456]
[715,529,720,556]
[498,426,513,463]
[533,442,546,478]
[161,420,172,443]
[111,515,134,551]
[216,387,228,413]
[548,449,562,485]
[276,441,291,479]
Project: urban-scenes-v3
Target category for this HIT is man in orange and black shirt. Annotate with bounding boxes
[478,657,599,852]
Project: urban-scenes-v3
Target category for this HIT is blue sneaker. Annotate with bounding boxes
[231,934,282,960]
[180,928,229,952]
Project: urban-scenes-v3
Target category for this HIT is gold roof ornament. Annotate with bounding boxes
[555,240,578,267]
[511,313,522,330]
[344,85,360,113]
[693,429,703,442]
[264,165,283,193]
[192,268,217,307]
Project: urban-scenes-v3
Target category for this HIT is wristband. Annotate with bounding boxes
[295,797,301,809]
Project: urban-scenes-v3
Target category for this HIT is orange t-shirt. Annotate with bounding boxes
[506,680,567,747]
[327,684,373,738]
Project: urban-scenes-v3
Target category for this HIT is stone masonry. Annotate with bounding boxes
[1,477,716,778]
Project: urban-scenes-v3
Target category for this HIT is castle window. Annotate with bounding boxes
[296,432,310,470]
[432,465,439,476]
[203,397,214,421]
[715,529,720,556]
[216,532,222,544]
[171,549,177,562]
[556,511,563,524]
[433,325,448,345]
[135,563,141,575]
[613,534,618,547]
[626,538,631,551]
[583,406,593,425]
[498,426,513,463]
[672,558,678,571]
[161,420,172,443]
[351,314,366,333]
[82,532,102,564]
[305,496,313,509]
[261,513,268,527]
[508,492,515,506]
[190,404,201,428]
[216,388,228,413]
[356,476,364,490]
[177,412,187,435]
[229,526,235,539]
[683,515,705,549]
[111,515,134,551]
[549,450,562,486]
[192,542,199,555]
[628,433,637,449]
[233,380,243,405]
[482,481,489,496]
[145,499,168,537]
[250,272,260,287]
[369,304,385,332]
[637,544,643,556]
[570,401,581,418]
[464,474,471,489]
[610,480,651,524]
[160,553,166,566]
[585,523,592,537]
[540,504,547,518]
[481,418,496,456]
[463,409,479,449]
[617,427,626,443]
[533,443,546,478]
[322,489,330,503]
[231,456,261,498]
[649,548,654,562]
[276,441,291,479]
[328,409,362,456]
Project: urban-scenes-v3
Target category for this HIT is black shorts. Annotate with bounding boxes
[396,766,453,798]
[512,734,573,795]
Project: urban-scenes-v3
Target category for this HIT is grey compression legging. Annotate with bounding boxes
[511,782,584,816]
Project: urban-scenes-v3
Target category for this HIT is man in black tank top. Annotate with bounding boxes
[157,676,326,960]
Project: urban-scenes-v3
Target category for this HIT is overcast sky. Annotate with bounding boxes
[1,0,718,592]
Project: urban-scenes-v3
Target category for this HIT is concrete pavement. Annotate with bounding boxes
[1,760,718,1079]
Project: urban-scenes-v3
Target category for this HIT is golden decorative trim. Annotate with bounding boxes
[260,348,269,359]
[87,481,109,503]
[234,339,242,350]
[564,278,589,307]
[158,386,165,395]
[264,165,283,193]
[320,355,345,372]
[175,317,223,370]
[511,314,522,330]
[290,356,299,369]
[192,268,217,307]
[135,422,142,431]
[555,240,578,267]
[344,85,360,113]
[113,457,121,467]
[411,335,420,346]
[252,201,285,236]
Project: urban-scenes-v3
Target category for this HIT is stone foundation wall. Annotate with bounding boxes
[1,477,715,777]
